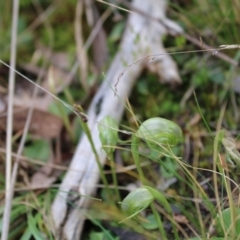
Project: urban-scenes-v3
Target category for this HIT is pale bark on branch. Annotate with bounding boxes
[51,1,182,239]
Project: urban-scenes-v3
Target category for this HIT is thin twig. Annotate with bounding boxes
[1,0,19,239]
[8,0,54,219]
[0,147,149,174]
[75,0,89,92]
[114,0,239,66]
[184,34,239,66]
[84,7,112,51]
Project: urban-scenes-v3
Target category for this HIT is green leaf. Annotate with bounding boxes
[24,139,50,162]
[89,231,105,240]
[89,231,117,240]
[108,22,125,43]
[215,207,240,238]
[160,158,179,178]
[175,35,186,47]
[48,101,71,117]
[27,212,45,240]
[20,227,32,240]
[141,214,158,230]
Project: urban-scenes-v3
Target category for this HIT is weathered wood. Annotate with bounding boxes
[51,1,182,239]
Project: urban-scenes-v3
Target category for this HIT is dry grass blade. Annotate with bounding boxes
[1,0,19,239]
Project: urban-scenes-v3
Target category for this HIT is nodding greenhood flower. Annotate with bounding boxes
[121,187,154,216]
[135,117,183,146]
[98,116,119,154]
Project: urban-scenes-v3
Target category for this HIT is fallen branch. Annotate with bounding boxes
[51,0,182,239]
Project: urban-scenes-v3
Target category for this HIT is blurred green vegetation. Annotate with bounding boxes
[1,0,240,239]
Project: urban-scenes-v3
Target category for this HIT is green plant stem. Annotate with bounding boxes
[223,175,236,238]
[214,130,236,237]
[108,153,121,202]
[213,130,226,234]
[193,91,213,137]
[57,101,74,141]
[80,121,110,194]
[145,186,179,240]
[131,135,146,184]
[150,203,166,240]
[131,135,179,239]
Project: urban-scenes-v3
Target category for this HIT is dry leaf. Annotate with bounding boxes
[0,108,63,138]
[174,215,189,224]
